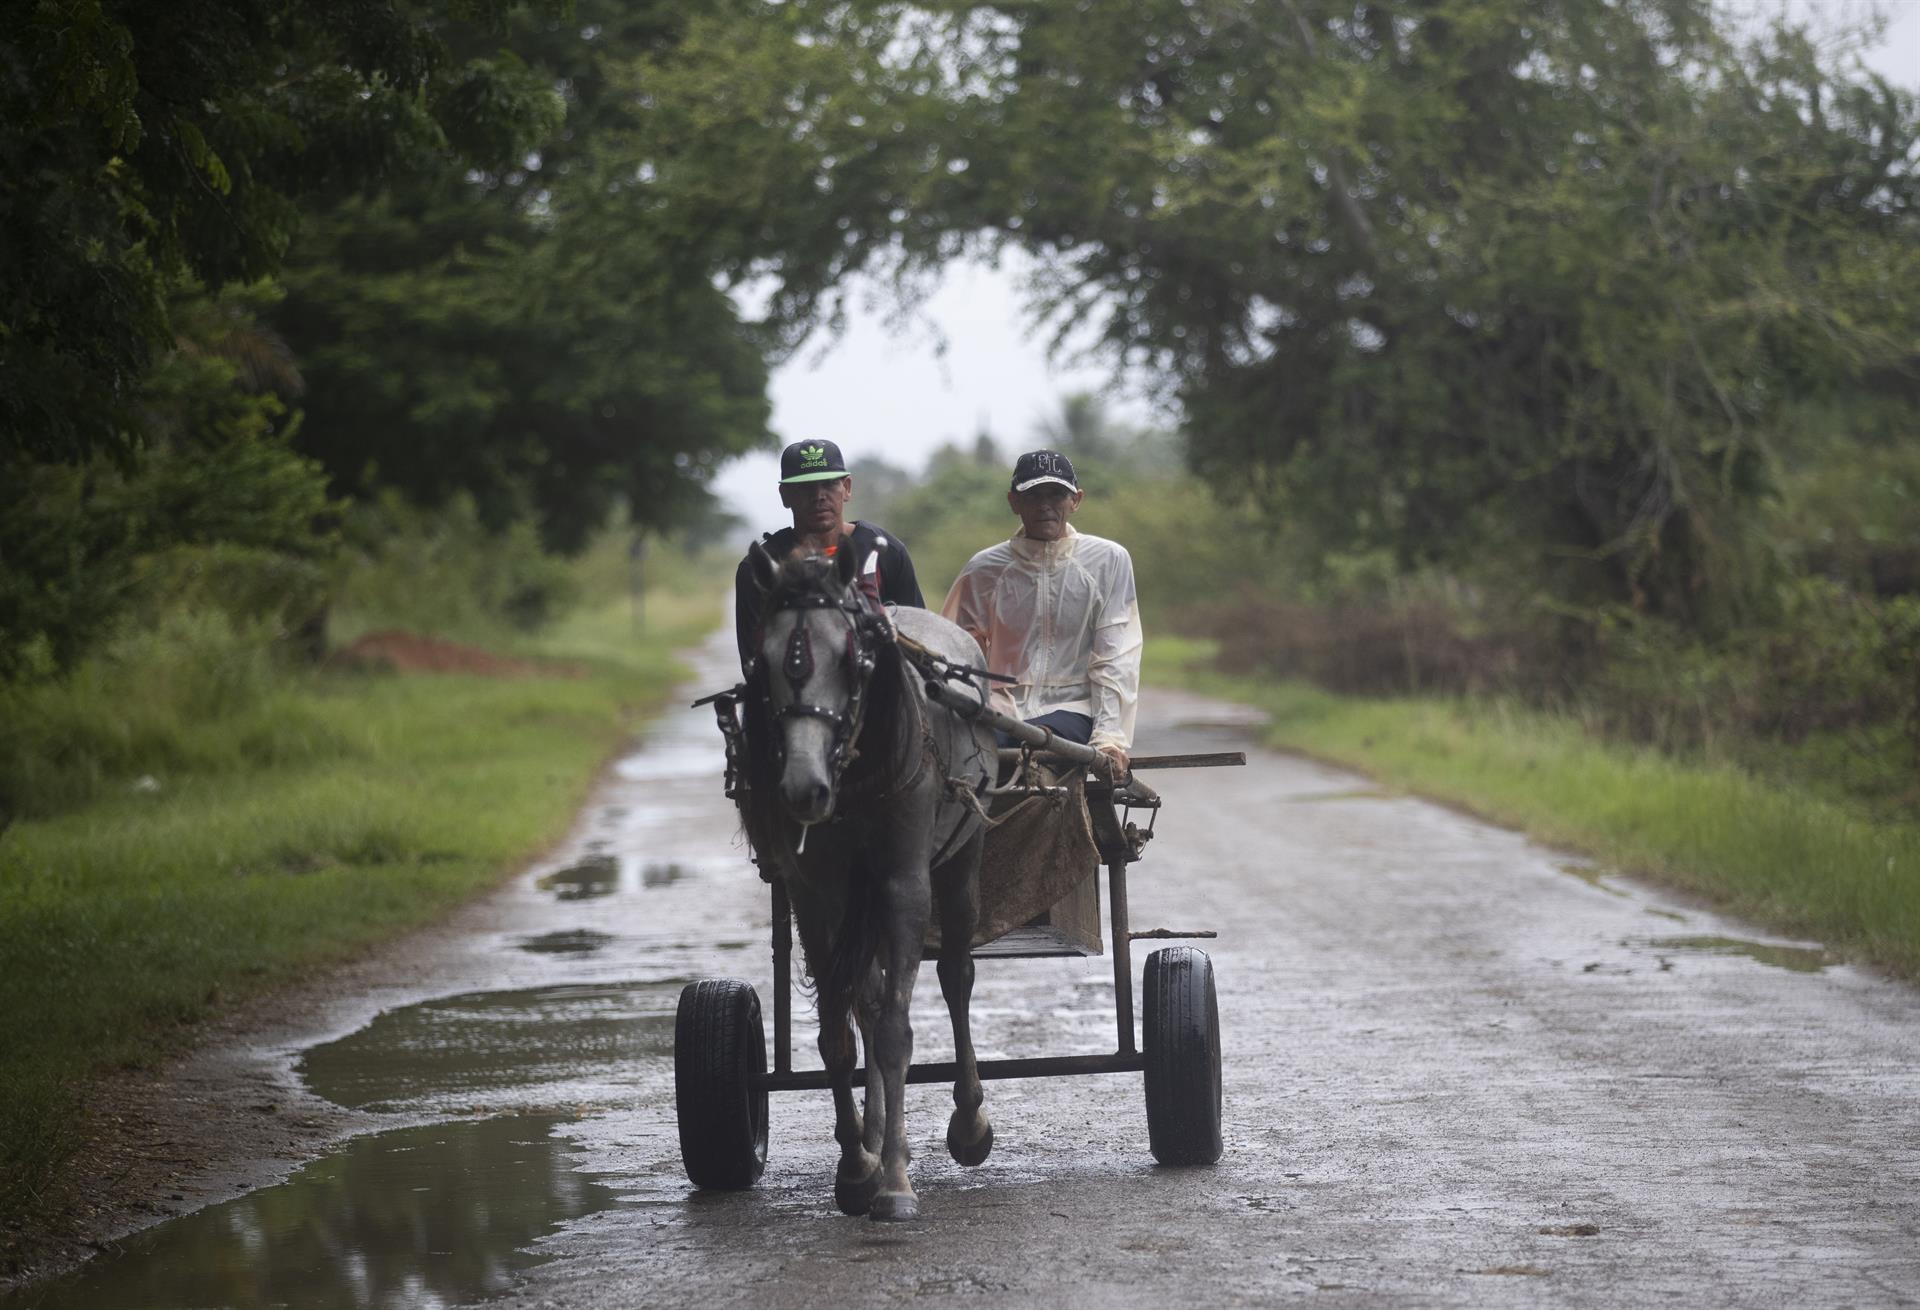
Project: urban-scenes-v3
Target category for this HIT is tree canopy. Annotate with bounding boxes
[0,0,891,668]
[4,0,1914,676]
[830,0,1920,622]
[1,0,566,465]
[269,0,799,549]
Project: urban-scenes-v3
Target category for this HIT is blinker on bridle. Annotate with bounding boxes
[783,625,813,687]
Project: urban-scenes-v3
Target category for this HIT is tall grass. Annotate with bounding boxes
[1150,639,1920,977]
[0,610,353,821]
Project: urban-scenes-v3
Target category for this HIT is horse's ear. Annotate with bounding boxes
[748,539,778,595]
[833,534,860,588]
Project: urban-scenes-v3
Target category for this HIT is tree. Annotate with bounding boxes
[272,0,976,546]
[864,0,1920,624]
[273,170,773,550]
[0,0,564,467]
[0,284,335,679]
[0,1,569,672]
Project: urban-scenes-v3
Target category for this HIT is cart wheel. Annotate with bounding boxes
[674,979,769,1188]
[1143,947,1223,1166]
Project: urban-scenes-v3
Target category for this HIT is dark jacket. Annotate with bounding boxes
[734,519,925,672]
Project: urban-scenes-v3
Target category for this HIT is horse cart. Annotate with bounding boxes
[675,644,1245,1194]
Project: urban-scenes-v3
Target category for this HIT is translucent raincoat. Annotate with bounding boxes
[940,525,1143,751]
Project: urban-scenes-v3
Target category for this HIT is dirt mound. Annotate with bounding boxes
[330,631,573,678]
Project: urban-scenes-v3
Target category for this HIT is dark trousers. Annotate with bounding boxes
[996,710,1093,749]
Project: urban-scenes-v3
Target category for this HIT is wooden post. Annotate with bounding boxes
[629,531,647,633]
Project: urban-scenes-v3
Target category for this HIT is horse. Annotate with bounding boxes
[740,538,998,1222]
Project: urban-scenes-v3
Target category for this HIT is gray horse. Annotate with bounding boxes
[741,540,997,1222]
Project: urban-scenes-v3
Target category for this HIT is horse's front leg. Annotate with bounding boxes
[821,1005,882,1215]
[934,829,992,1166]
[869,860,931,1222]
[855,962,885,1162]
[793,885,880,1215]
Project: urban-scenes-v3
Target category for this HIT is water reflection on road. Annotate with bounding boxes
[13,1117,616,1310]
[298,983,680,1114]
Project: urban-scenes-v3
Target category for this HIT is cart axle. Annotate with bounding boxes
[757,1050,1146,1093]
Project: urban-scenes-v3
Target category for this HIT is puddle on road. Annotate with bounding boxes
[534,854,707,899]
[516,929,615,956]
[642,861,689,887]
[611,733,722,786]
[299,982,677,1113]
[536,855,618,900]
[1557,862,1629,898]
[1645,935,1832,973]
[5,1116,615,1310]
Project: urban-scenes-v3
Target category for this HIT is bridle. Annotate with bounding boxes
[750,585,893,789]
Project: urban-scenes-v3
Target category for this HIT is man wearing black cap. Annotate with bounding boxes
[941,450,1142,774]
[733,439,925,672]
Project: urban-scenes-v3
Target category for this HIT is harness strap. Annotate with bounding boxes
[836,658,934,804]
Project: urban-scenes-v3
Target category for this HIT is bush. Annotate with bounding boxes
[1200,576,1920,803]
[1584,581,1920,754]
[0,609,351,823]
[330,492,580,642]
[1203,589,1548,697]
[0,306,339,683]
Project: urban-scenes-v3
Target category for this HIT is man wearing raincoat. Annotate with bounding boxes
[940,450,1143,775]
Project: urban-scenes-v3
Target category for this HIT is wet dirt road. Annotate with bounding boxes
[16,626,1920,1309]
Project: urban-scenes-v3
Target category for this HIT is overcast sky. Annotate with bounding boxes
[713,2,1920,529]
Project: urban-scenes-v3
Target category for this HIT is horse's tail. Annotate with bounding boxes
[820,855,883,1020]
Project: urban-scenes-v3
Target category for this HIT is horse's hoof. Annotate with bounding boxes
[869,1190,919,1223]
[834,1160,882,1216]
[947,1111,993,1167]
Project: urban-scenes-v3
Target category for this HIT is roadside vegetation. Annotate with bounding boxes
[0,520,727,1242]
[1148,638,1920,979]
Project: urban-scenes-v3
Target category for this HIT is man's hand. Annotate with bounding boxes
[1096,744,1130,777]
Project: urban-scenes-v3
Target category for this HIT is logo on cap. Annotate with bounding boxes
[1011,449,1080,493]
[801,444,826,466]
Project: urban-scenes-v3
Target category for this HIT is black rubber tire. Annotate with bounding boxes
[674,979,769,1189]
[1143,947,1223,1166]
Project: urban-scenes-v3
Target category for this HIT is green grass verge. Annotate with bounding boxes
[1146,636,1920,978]
[0,593,718,1228]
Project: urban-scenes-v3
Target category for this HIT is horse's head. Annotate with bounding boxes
[746,538,887,826]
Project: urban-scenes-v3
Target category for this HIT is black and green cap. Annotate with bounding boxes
[779,439,848,484]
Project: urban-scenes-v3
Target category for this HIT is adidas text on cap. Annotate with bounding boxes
[780,440,849,484]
